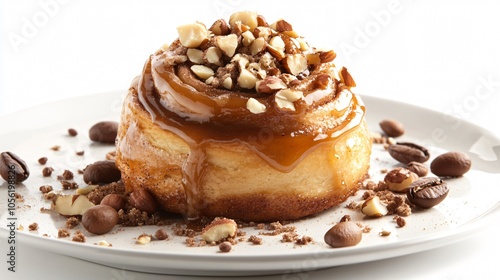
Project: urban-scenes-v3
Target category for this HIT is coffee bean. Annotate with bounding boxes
[0,152,30,183]
[379,119,405,137]
[406,177,449,208]
[406,161,428,177]
[83,160,121,184]
[430,151,471,177]
[388,142,430,164]
[89,121,118,144]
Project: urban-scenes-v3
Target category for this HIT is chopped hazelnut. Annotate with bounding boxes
[177,22,208,48]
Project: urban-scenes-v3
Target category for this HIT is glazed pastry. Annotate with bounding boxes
[116,11,372,222]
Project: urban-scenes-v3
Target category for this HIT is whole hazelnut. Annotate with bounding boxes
[129,189,157,214]
[100,194,125,211]
[82,205,118,235]
[324,221,362,248]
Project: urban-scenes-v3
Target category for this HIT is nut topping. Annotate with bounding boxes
[246,98,266,114]
[361,196,388,217]
[177,22,208,48]
[215,34,238,57]
[163,11,356,111]
[256,76,287,94]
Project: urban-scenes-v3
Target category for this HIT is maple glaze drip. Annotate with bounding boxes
[136,56,365,219]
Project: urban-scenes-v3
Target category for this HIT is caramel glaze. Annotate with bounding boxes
[134,53,366,219]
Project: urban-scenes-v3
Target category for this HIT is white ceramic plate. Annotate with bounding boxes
[1,91,499,276]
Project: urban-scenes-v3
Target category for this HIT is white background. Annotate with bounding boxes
[1,0,500,279]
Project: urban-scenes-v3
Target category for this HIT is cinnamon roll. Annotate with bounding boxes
[116,11,372,222]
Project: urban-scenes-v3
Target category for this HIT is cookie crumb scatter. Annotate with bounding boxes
[61,180,79,190]
[38,157,48,165]
[72,230,86,242]
[28,222,38,231]
[248,235,263,245]
[58,228,70,238]
[87,181,125,205]
[39,185,53,194]
[43,192,56,201]
[61,170,74,180]
[281,232,298,242]
[66,217,80,229]
[295,236,313,245]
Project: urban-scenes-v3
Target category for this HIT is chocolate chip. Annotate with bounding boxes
[83,160,121,184]
[406,161,428,177]
[89,121,119,144]
[430,151,471,177]
[324,221,362,248]
[379,119,405,137]
[406,177,449,209]
[388,142,430,164]
[0,152,30,183]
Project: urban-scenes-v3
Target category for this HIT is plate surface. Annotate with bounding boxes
[1,91,499,276]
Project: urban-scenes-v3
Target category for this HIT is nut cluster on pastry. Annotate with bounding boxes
[160,11,355,114]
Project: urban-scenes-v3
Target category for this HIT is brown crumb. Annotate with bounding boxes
[72,230,86,242]
[61,180,78,190]
[39,185,53,194]
[66,217,80,229]
[295,236,313,245]
[87,181,125,205]
[77,169,84,174]
[51,145,61,151]
[185,237,207,247]
[281,232,298,242]
[395,216,406,227]
[61,170,74,180]
[58,228,70,238]
[105,150,117,161]
[28,222,38,231]
[339,214,351,222]
[76,151,85,156]
[379,230,391,237]
[345,201,359,210]
[68,128,78,136]
[38,157,48,165]
[43,192,56,201]
[260,222,295,236]
[248,235,262,245]
[42,167,54,177]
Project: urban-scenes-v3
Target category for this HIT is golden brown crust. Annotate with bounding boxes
[116,85,372,221]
